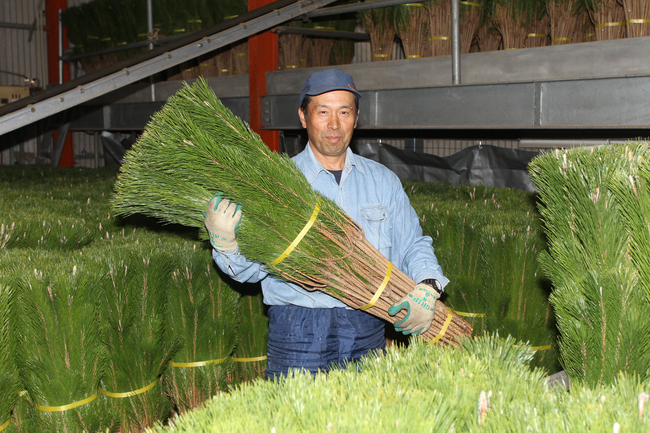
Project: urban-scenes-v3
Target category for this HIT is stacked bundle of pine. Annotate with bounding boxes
[530,143,650,386]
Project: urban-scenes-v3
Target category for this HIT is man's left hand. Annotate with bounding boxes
[388,282,440,335]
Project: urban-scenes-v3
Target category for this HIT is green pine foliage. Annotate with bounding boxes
[607,143,650,304]
[152,333,650,432]
[165,242,239,414]
[233,287,268,382]
[405,182,558,372]
[479,221,557,372]
[92,239,183,431]
[0,281,21,432]
[0,165,246,431]
[529,145,650,387]
[9,250,113,432]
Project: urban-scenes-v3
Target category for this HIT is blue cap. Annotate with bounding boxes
[300,69,362,104]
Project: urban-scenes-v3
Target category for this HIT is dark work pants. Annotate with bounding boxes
[266,305,386,380]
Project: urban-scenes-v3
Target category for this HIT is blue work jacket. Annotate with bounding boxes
[212,143,448,309]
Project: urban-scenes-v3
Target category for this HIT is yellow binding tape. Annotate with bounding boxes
[406,55,423,58]
[285,65,298,69]
[431,310,453,343]
[234,52,248,56]
[552,37,572,42]
[401,3,424,6]
[0,419,10,432]
[595,22,624,28]
[530,344,552,351]
[35,393,97,412]
[627,19,650,24]
[461,1,484,7]
[373,54,391,57]
[527,33,548,38]
[583,32,595,39]
[427,36,450,40]
[233,355,267,362]
[313,26,336,30]
[453,311,486,318]
[270,199,321,265]
[361,263,393,311]
[99,379,157,399]
[169,357,228,368]
[224,15,239,20]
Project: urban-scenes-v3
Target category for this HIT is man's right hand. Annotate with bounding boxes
[205,194,242,252]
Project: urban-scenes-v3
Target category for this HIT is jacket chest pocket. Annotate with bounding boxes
[359,205,392,254]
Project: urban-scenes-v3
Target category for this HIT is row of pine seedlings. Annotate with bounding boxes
[5,145,650,429]
[152,142,650,431]
[0,163,566,431]
[0,166,267,432]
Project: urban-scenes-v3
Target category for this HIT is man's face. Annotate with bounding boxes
[298,90,358,168]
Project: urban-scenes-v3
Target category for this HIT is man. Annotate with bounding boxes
[205,69,448,379]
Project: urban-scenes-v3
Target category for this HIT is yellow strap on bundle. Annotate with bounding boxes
[627,19,650,24]
[427,36,450,41]
[431,310,453,343]
[460,1,484,7]
[361,263,393,311]
[99,379,157,399]
[453,311,486,318]
[270,199,322,265]
[406,55,423,59]
[233,356,267,362]
[0,419,10,431]
[169,357,228,367]
[552,37,572,42]
[530,344,551,351]
[527,33,548,38]
[373,54,391,58]
[595,22,624,28]
[35,393,97,412]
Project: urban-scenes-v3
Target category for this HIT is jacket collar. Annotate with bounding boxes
[302,143,365,184]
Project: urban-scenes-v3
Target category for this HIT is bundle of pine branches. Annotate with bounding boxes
[0,282,21,432]
[164,242,239,414]
[233,287,269,382]
[547,0,582,45]
[425,0,452,56]
[394,3,429,59]
[94,240,183,431]
[460,0,485,54]
[584,0,627,40]
[112,79,472,346]
[11,250,114,432]
[359,5,396,61]
[529,144,650,386]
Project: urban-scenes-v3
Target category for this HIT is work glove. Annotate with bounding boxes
[204,194,242,252]
[388,280,442,335]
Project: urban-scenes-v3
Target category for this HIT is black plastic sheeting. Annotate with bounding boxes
[351,143,540,192]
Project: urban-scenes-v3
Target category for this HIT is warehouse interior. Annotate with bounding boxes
[5,1,650,429]
[2,0,650,189]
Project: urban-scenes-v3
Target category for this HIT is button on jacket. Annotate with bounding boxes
[212,143,448,308]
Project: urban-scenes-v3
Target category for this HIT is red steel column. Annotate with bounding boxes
[46,0,74,167]
[248,0,280,152]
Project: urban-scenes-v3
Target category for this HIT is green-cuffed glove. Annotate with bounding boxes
[388,280,441,335]
[204,194,242,252]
